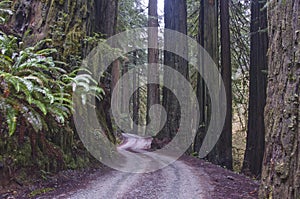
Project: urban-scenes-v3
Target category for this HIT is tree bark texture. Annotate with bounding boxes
[259,0,300,198]
[9,0,119,144]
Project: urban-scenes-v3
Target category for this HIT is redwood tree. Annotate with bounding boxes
[146,0,160,134]
[195,0,232,169]
[194,0,218,154]
[157,0,188,142]
[9,0,119,143]
[242,0,268,177]
[217,0,233,169]
[260,0,299,198]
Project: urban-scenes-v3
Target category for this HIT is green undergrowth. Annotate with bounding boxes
[0,25,106,187]
[28,187,55,198]
[0,0,121,186]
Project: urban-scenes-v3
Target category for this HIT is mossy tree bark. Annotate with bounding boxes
[10,0,95,61]
[259,0,299,198]
[8,0,118,159]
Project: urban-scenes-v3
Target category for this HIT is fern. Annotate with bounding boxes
[0,0,12,24]
[0,32,103,136]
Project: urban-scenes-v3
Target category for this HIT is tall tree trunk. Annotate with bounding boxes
[95,0,119,140]
[213,0,233,169]
[195,0,233,167]
[242,0,268,177]
[133,51,140,134]
[121,61,129,112]
[158,0,188,142]
[146,0,160,135]
[95,0,119,143]
[259,0,299,198]
[202,0,219,64]
[194,0,206,153]
[195,0,218,150]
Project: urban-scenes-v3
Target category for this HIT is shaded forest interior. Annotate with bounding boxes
[0,0,299,198]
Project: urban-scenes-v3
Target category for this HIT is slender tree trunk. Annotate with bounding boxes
[146,0,160,135]
[242,0,268,177]
[133,52,139,133]
[122,61,129,113]
[214,0,233,169]
[259,0,300,198]
[194,0,207,153]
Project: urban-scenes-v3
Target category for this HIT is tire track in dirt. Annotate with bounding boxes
[66,157,213,199]
[59,134,214,199]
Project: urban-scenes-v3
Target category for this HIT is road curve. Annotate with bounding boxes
[53,134,214,199]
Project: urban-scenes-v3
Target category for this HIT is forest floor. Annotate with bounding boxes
[0,134,259,199]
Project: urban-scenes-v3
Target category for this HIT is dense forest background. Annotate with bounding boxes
[0,0,299,198]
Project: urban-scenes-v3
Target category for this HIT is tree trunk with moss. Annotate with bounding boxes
[8,0,118,165]
[10,0,93,60]
[259,0,299,198]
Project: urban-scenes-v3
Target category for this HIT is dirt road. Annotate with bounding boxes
[60,159,213,199]
[51,133,213,199]
[6,134,258,199]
